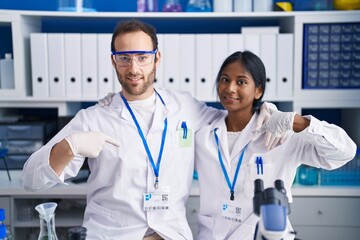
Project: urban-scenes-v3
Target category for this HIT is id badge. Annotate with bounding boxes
[143,188,170,211]
[222,202,243,222]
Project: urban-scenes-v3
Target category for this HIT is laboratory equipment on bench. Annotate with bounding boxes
[0,208,14,240]
[253,179,296,240]
[35,202,59,240]
[67,226,87,240]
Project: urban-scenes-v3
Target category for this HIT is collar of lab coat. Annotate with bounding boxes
[110,91,169,132]
[211,112,259,166]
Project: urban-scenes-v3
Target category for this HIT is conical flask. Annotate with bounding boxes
[35,202,59,240]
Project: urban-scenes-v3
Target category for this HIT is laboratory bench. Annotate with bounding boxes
[1,170,360,240]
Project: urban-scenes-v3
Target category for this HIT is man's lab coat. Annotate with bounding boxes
[22,88,223,240]
[195,113,356,240]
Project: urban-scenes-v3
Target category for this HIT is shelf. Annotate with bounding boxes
[13,208,84,228]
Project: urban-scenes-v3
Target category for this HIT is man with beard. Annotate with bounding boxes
[22,20,279,240]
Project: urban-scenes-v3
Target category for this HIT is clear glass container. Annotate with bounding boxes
[58,0,96,12]
[186,0,212,12]
[38,213,58,240]
[162,0,182,12]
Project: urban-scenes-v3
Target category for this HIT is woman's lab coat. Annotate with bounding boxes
[22,88,224,240]
[195,112,356,240]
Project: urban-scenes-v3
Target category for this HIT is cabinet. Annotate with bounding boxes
[289,196,360,240]
[0,10,359,117]
[0,121,57,170]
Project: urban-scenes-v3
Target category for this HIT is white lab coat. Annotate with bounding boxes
[195,112,356,240]
[22,88,224,240]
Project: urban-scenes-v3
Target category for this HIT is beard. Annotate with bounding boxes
[115,65,156,96]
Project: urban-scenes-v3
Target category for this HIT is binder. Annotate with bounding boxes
[48,33,66,98]
[30,33,49,98]
[154,33,164,89]
[227,33,244,55]
[244,33,260,56]
[64,34,82,98]
[81,34,98,99]
[212,34,228,83]
[277,34,294,100]
[195,34,215,101]
[163,34,180,91]
[97,34,114,98]
[179,34,195,96]
[260,34,277,100]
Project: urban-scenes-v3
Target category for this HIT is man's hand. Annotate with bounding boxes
[253,102,295,150]
[65,131,120,158]
[98,92,116,107]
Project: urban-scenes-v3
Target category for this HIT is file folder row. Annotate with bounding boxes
[30,32,294,102]
[30,33,119,99]
[155,33,294,102]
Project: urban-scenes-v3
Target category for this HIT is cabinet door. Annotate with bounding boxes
[289,197,360,240]
[293,226,360,240]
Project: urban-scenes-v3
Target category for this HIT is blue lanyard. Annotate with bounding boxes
[121,91,168,189]
[214,128,248,201]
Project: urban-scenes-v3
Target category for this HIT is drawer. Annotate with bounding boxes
[0,154,29,170]
[0,125,44,139]
[293,226,360,240]
[6,140,43,154]
[289,197,360,227]
[0,121,56,140]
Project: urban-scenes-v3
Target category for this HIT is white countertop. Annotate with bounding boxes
[1,170,360,197]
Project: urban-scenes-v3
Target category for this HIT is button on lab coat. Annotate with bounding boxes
[195,113,356,240]
[22,88,223,240]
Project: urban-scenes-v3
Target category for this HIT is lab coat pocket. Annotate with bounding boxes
[244,154,275,199]
[175,120,194,148]
[86,201,118,224]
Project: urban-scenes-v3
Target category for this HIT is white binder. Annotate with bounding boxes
[212,34,228,84]
[30,33,49,98]
[163,34,180,91]
[244,34,260,56]
[260,34,277,100]
[154,33,164,89]
[48,33,66,98]
[81,34,98,99]
[277,34,294,100]
[179,34,195,96]
[227,33,244,55]
[97,34,114,98]
[195,34,215,101]
[64,34,82,98]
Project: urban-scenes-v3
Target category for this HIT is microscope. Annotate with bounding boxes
[253,179,296,240]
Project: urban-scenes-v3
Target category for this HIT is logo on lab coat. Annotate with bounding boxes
[145,194,152,201]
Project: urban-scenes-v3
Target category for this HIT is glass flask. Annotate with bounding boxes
[162,0,182,12]
[38,213,58,240]
[186,0,212,12]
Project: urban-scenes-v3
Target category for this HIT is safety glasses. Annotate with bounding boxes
[112,49,157,67]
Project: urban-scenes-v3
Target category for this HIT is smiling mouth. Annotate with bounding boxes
[127,76,142,82]
[224,96,240,101]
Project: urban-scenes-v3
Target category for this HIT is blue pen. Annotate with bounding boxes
[259,156,264,175]
[256,157,260,175]
[181,121,188,139]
